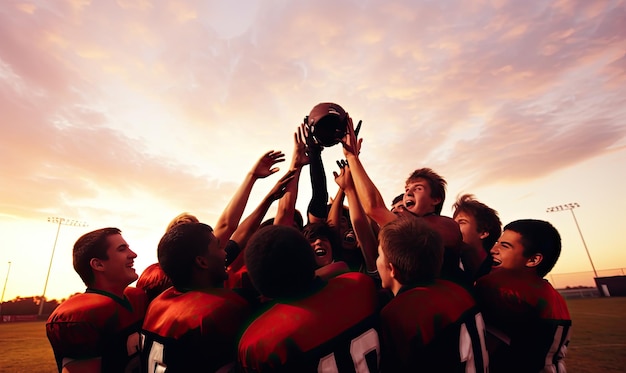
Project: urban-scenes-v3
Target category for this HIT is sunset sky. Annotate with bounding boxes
[1,0,625,302]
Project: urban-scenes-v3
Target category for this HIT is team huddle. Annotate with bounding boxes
[45,104,571,372]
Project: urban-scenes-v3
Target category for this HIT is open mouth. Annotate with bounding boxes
[314,248,327,257]
[491,259,501,267]
[405,200,416,208]
[344,231,356,243]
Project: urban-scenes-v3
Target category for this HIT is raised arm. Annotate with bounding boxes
[231,170,296,250]
[304,123,329,224]
[274,125,308,227]
[341,115,397,227]
[333,160,379,272]
[227,169,296,273]
[327,187,346,233]
[213,150,285,248]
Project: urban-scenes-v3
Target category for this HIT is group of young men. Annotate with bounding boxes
[46,106,571,372]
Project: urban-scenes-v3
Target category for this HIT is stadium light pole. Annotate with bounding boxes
[546,202,598,278]
[38,217,88,317]
[0,261,11,316]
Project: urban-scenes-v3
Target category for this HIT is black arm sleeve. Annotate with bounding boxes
[307,148,329,220]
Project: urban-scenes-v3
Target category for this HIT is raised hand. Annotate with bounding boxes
[292,124,310,168]
[267,169,297,202]
[252,150,285,179]
[341,114,363,158]
[333,159,355,191]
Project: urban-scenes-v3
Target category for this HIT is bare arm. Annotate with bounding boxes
[334,161,379,272]
[213,150,285,247]
[275,125,308,227]
[326,186,345,233]
[341,115,396,227]
[230,169,296,249]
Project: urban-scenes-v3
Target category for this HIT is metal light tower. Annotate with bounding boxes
[0,261,11,316]
[546,202,598,278]
[39,217,88,317]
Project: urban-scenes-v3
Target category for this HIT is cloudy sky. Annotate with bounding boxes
[1,0,625,301]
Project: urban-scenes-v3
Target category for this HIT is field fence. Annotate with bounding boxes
[547,268,626,290]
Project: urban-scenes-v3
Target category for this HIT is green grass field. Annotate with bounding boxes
[1,296,625,372]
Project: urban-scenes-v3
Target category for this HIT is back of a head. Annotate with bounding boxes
[137,263,172,302]
[260,210,304,231]
[73,227,121,287]
[158,222,213,290]
[406,168,447,214]
[378,217,444,284]
[245,225,317,299]
[452,194,502,250]
[504,219,561,277]
[165,212,199,232]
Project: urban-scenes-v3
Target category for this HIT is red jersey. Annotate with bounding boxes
[141,286,251,372]
[379,279,488,372]
[46,287,148,373]
[474,270,571,372]
[238,272,380,372]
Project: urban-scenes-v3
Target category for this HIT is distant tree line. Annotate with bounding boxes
[0,295,73,317]
[564,285,595,289]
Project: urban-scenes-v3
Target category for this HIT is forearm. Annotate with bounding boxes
[213,171,257,246]
[230,197,274,250]
[345,153,395,227]
[274,168,301,227]
[344,188,378,272]
[327,188,345,230]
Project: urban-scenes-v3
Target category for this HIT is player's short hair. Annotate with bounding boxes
[503,219,562,277]
[73,227,121,287]
[302,222,342,262]
[245,225,316,299]
[259,210,305,231]
[378,216,444,284]
[158,222,214,290]
[452,194,502,251]
[137,263,172,302]
[165,212,199,232]
[391,193,404,206]
[406,168,447,214]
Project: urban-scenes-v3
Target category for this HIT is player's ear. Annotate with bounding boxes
[525,253,543,268]
[90,258,105,273]
[195,255,209,269]
[388,262,397,279]
[479,231,489,240]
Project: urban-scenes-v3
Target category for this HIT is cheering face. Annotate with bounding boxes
[454,211,487,252]
[102,234,138,286]
[490,230,533,272]
[390,200,406,214]
[403,178,440,216]
[337,216,357,250]
[342,229,358,251]
[309,237,334,268]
